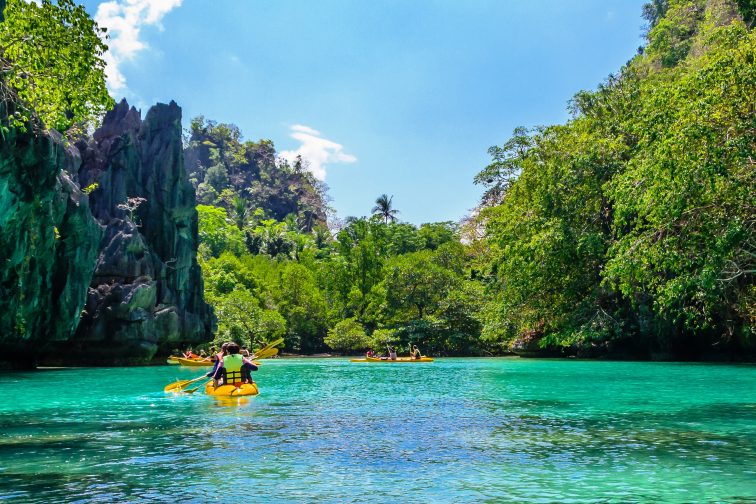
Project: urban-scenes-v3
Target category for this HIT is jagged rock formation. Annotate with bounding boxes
[48,100,215,365]
[0,100,102,368]
[0,96,214,367]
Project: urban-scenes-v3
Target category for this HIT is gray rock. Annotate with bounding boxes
[0,102,102,368]
[0,95,214,367]
[56,99,215,365]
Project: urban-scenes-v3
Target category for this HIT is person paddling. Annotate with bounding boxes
[212,343,258,387]
[411,344,422,360]
[205,342,229,380]
[184,348,200,359]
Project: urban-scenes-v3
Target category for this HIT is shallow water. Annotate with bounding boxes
[0,358,754,503]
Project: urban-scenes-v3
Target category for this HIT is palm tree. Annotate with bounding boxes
[230,195,252,230]
[371,194,399,224]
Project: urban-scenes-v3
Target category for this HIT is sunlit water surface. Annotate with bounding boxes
[0,358,754,503]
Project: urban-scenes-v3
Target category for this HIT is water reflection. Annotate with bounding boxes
[0,359,754,502]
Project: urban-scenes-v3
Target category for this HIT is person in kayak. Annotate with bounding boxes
[184,348,200,359]
[204,342,229,379]
[212,343,258,387]
[411,345,422,360]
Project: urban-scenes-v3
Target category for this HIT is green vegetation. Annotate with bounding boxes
[2,0,752,360]
[0,0,113,133]
[185,117,330,231]
[473,0,755,357]
[195,194,479,354]
[192,1,754,359]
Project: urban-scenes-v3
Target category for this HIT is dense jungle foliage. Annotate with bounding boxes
[474,0,755,358]
[0,0,113,133]
[2,0,753,359]
[194,0,754,358]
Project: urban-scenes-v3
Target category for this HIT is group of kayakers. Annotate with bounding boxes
[366,344,423,360]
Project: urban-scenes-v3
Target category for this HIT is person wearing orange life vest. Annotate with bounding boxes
[184,348,200,359]
[212,342,257,387]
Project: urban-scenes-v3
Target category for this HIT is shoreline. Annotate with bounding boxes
[1,353,753,371]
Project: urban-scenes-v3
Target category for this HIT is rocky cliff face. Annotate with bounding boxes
[0,97,214,367]
[49,100,215,365]
[0,101,102,368]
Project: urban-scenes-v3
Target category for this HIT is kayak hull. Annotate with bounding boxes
[204,381,259,397]
[350,357,434,363]
[175,357,213,367]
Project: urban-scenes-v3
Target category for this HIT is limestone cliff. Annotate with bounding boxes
[0,96,214,367]
[49,100,215,365]
[0,100,102,368]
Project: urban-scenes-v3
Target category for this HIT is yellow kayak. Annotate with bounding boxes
[204,381,259,397]
[350,356,434,363]
[175,357,214,367]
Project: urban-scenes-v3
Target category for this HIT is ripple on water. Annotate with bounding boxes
[0,359,754,502]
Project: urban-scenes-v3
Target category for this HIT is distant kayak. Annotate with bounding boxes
[174,357,214,367]
[204,381,259,397]
[350,357,434,363]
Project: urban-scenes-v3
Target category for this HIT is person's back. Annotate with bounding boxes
[223,352,244,384]
[389,347,397,360]
[213,342,258,386]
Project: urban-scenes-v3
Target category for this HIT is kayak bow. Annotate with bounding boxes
[175,357,214,367]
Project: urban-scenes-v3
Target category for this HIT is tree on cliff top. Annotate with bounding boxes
[372,194,400,224]
[0,0,113,132]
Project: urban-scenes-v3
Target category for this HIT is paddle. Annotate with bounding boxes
[164,373,208,392]
[253,347,278,360]
[164,338,283,392]
[252,337,284,357]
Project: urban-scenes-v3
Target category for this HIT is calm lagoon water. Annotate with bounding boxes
[0,358,754,503]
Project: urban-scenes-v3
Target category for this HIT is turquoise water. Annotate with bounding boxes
[0,358,754,503]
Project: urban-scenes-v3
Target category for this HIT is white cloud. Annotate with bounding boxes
[279,125,357,180]
[291,124,321,136]
[94,0,182,94]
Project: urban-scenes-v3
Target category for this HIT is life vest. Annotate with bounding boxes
[223,354,245,383]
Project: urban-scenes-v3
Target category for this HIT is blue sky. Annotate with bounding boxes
[80,0,647,225]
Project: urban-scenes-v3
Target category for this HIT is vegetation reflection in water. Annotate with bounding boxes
[0,359,754,502]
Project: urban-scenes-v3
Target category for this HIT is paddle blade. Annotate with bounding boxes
[262,348,279,358]
[253,347,279,360]
[253,337,284,356]
[164,380,191,392]
[164,374,206,392]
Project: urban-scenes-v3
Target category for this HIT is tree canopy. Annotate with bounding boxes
[472,0,755,358]
[0,0,113,132]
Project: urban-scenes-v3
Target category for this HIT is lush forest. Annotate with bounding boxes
[471,0,755,358]
[187,0,754,358]
[1,0,754,361]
